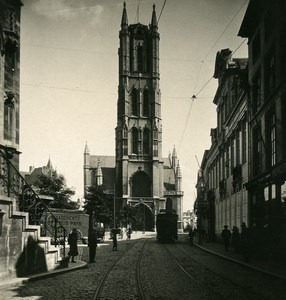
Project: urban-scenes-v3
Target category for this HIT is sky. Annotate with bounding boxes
[19,0,249,212]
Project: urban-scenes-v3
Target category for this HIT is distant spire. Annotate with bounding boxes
[84,141,90,154]
[121,1,128,27]
[96,158,103,186]
[176,161,182,178]
[172,145,177,170]
[151,4,157,28]
[172,145,177,158]
[47,157,53,170]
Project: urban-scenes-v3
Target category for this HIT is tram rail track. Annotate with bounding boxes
[165,242,269,300]
[93,238,147,300]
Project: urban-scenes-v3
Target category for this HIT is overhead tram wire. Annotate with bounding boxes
[178,60,203,153]
[178,95,195,153]
[157,0,167,24]
[177,0,248,152]
[202,0,249,62]
[232,38,247,56]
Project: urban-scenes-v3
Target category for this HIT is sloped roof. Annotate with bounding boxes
[90,155,115,168]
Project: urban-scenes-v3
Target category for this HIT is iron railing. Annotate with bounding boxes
[0,147,68,257]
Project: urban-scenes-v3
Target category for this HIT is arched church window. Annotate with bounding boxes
[123,124,128,139]
[132,171,151,197]
[153,141,158,157]
[166,198,173,211]
[137,45,143,73]
[143,128,150,155]
[132,127,139,154]
[143,89,149,116]
[131,89,138,116]
[153,126,158,140]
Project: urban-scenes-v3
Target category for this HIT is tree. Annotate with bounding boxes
[120,204,136,227]
[83,185,113,227]
[33,170,77,209]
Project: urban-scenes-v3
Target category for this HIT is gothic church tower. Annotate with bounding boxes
[115,3,165,214]
[84,3,184,231]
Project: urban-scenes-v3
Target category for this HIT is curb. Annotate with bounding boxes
[0,260,88,291]
[195,243,286,282]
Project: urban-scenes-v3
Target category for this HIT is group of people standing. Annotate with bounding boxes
[221,222,251,261]
[68,226,133,263]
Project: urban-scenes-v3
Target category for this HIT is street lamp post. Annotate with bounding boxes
[113,185,116,228]
[198,179,205,245]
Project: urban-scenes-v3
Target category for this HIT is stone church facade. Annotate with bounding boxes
[84,3,184,230]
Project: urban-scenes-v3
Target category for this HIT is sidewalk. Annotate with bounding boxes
[0,232,154,291]
[0,254,88,291]
[194,239,286,281]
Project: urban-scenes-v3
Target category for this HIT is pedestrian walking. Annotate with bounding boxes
[188,228,194,246]
[221,225,231,251]
[88,229,98,263]
[112,229,118,251]
[127,226,132,240]
[231,226,240,252]
[68,228,78,263]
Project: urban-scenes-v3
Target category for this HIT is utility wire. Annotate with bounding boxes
[202,0,248,62]
[195,76,214,98]
[232,38,247,56]
[177,0,248,151]
[178,95,195,153]
[192,61,203,97]
[157,0,167,24]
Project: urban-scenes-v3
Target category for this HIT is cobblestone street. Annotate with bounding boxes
[1,233,286,300]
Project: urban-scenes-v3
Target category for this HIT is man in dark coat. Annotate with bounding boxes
[112,229,118,251]
[221,225,231,251]
[88,229,98,263]
[68,228,78,262]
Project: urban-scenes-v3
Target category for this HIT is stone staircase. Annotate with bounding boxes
[0,195,65,281]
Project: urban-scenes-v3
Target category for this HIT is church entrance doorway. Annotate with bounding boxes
[132,203,154,231]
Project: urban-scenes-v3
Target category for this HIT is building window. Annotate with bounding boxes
[123,139,128,156]
[143,89,149,116]
[132,127,138,154]
[143,128,150,155]
[131,89,138,116]
[265,48,276,99]
[266,108,276,168]
[252,71,261,114]
[153,141,158,157]
[242,119,247,164]
[137,45,143,73]
[4,105,13,140]
[123,125,128,139]
[230,136,235,174]
[253,124,263,175]
[225,142,230,178]
[252,32,261,63]
[153,126,158,140]
[236,128,241,166]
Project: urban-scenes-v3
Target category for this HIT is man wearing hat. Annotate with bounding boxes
[221,225,231,251]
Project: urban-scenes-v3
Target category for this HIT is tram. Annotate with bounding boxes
[156,210,178,243]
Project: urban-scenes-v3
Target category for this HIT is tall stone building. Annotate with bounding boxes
[238,0,286,251]
[195,49,248,240]
[84,3,184,230]
[0,0,21,166]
